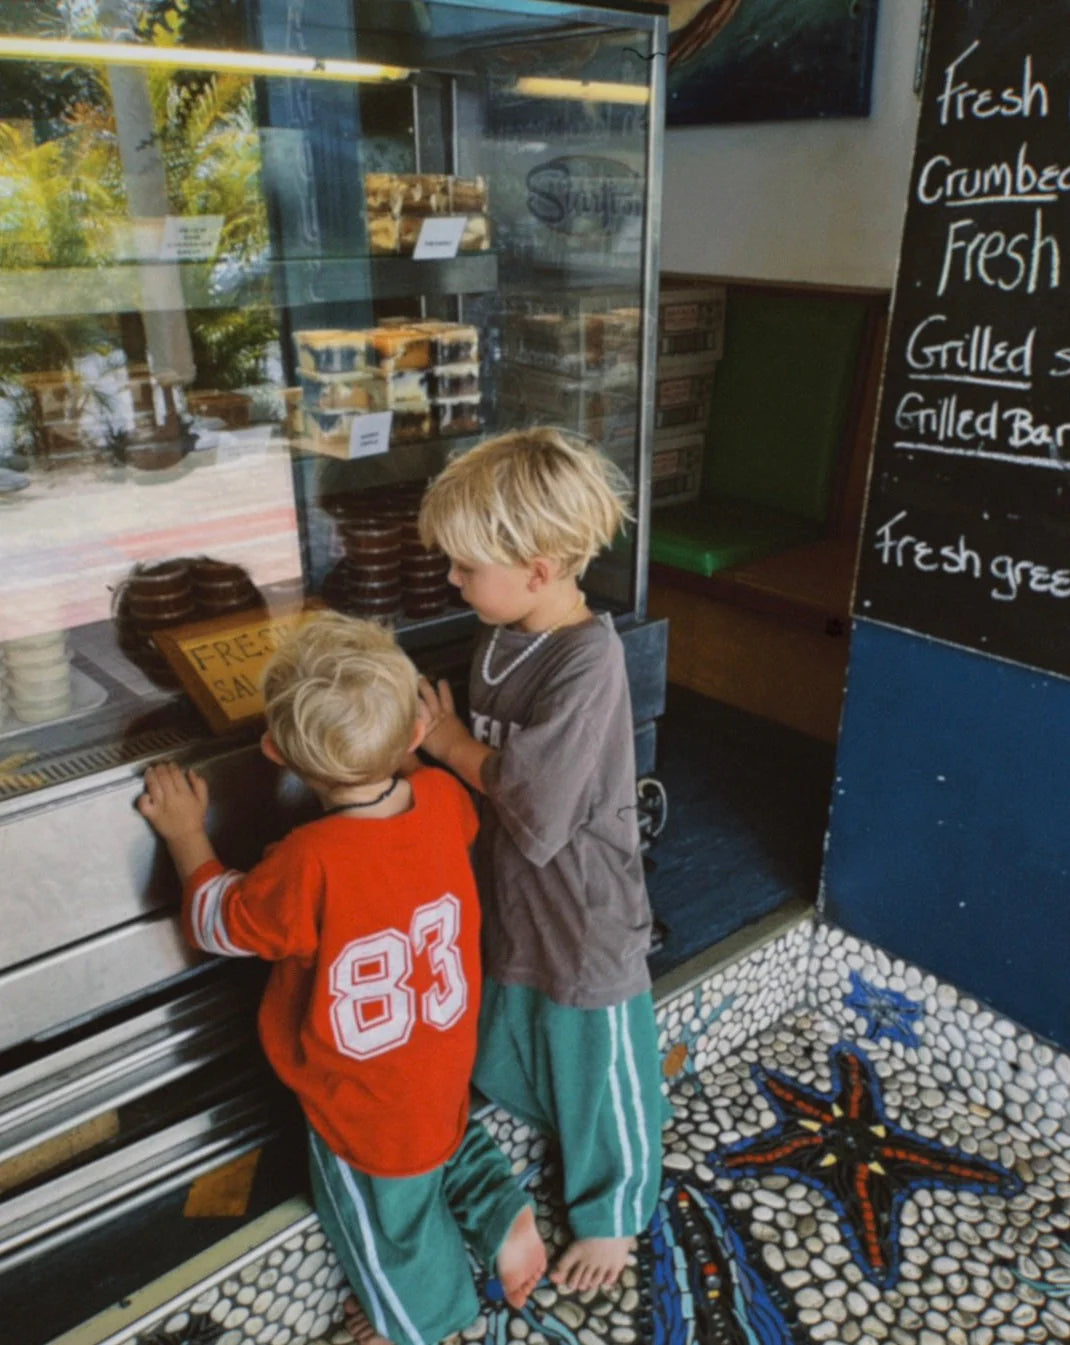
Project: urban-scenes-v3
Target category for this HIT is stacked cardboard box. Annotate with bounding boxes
[498,297,640,451]
[651,283,725,506]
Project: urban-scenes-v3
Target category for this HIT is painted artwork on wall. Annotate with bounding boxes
[666,0,880,127]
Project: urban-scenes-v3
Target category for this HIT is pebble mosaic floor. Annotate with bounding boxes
[80,919,1070,1345]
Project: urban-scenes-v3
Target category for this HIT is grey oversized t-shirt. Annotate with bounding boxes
[469,613,653,1009]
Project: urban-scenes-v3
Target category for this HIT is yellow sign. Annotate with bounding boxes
[152,606,318,734]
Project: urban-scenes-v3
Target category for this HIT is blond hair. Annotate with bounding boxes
[262,612,418,786]
[418,427,633,577]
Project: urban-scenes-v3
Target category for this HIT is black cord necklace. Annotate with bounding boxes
[322,776,401,816]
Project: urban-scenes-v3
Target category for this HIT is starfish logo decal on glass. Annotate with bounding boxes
[843,970,925,1048]
[714,1043,1023,1287]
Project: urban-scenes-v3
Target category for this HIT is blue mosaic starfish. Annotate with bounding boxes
[715,1042,1023,1288]
[843,970,925,1048]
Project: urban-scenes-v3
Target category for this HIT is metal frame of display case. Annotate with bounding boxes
[0,0,667,1296]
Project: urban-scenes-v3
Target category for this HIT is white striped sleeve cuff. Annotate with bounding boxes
[188,869,256,958]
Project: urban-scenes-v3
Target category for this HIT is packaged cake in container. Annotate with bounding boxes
[365,369,430,411]
[449,176,488,213]
[459,215,490,252]
[368,215,401,255]
[432,397,482,438]
[390,406,433,443]
[401,174,450,215]
[364,172,404,216]
[366,328,433,373]
[298,371,374,413]
[429,363,480,399]
[425,323,479,366]
[294,330,367,375]
[304,409,353,455]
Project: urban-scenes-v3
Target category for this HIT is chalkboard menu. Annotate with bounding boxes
[856,1,1070,678]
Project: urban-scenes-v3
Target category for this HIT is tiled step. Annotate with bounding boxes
[51,906,1070,1345]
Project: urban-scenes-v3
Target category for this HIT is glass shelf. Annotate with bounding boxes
[0,255,501,322]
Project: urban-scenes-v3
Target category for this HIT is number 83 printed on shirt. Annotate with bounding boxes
[181,766,482,1179]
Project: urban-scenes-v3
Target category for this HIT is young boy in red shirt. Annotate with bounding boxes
[138,612,545,1345]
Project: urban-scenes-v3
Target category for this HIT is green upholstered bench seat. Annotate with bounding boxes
[648,285,874,581]
[650,498,824,577]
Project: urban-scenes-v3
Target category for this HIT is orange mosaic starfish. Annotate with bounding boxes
[715,1043,1022,1287]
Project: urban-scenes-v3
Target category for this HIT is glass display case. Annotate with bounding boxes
[0,2,665,1293]
[0,0,665,804]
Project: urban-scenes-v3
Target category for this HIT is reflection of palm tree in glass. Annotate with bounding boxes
[667,0,742,70]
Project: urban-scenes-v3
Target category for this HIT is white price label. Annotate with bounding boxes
[412,216,467,261]
[348,411,393,459]
[160,215,225,261]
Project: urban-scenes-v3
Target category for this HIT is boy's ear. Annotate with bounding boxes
[527,556,555,590]
[408,718,428,753]
[260,731,286,766]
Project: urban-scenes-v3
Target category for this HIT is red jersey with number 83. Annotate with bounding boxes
[181,767,480,1177]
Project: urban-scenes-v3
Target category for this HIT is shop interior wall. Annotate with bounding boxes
[658,2,1069,1051]
[660,1,924,289]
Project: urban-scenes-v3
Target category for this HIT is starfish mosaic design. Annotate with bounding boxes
[714,1042,1023,1288]
[657,1182,796,1344]
[843,970,925,1049]
[482,1177,797,1345]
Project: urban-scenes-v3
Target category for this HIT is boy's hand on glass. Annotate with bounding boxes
[138,761,210,843]
[417,677,494,792]
[417,676,470,761]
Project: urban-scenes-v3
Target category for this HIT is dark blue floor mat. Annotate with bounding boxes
[646,685,836,979]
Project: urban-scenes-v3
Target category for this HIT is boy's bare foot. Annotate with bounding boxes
[550,1236,633,1292]
[496,1205,547,1309]
[342,1294,393,1345]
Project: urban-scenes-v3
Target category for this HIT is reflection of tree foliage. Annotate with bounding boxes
[0,0,269,268]
[187,304,277,390]
[141,0,249,53]
[0,0,277,393]
[154,75,270,263]
[0,114,127,268]
[0,3,106,122]
[133,1,270,262]
[0,317,117,377]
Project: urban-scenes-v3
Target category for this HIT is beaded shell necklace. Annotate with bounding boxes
[481,594,586,687]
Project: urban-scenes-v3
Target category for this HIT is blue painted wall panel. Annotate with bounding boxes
[823,619,1070,1048]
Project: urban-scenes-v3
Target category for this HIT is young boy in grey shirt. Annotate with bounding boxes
[417,428,665,1294]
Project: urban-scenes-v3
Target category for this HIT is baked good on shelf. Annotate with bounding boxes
[397,215,424,254]
[368,215,401,255]
[298,371,374,412]
[432,397,482,437]
[449,176,488,213]
[304,409,352,453]
[391,407,433,443]
[365,172,454,217]
[365,369,430,411]
[429,363,480,398]
[428,324,479,365]
[401,174,450,215]
[294,330,367,374]
[459,215,490,252]
[364,172,409,217]
[367,328,433,372]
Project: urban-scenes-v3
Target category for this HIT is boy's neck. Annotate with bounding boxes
[315,774,411,819]
[517,580,588,634]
